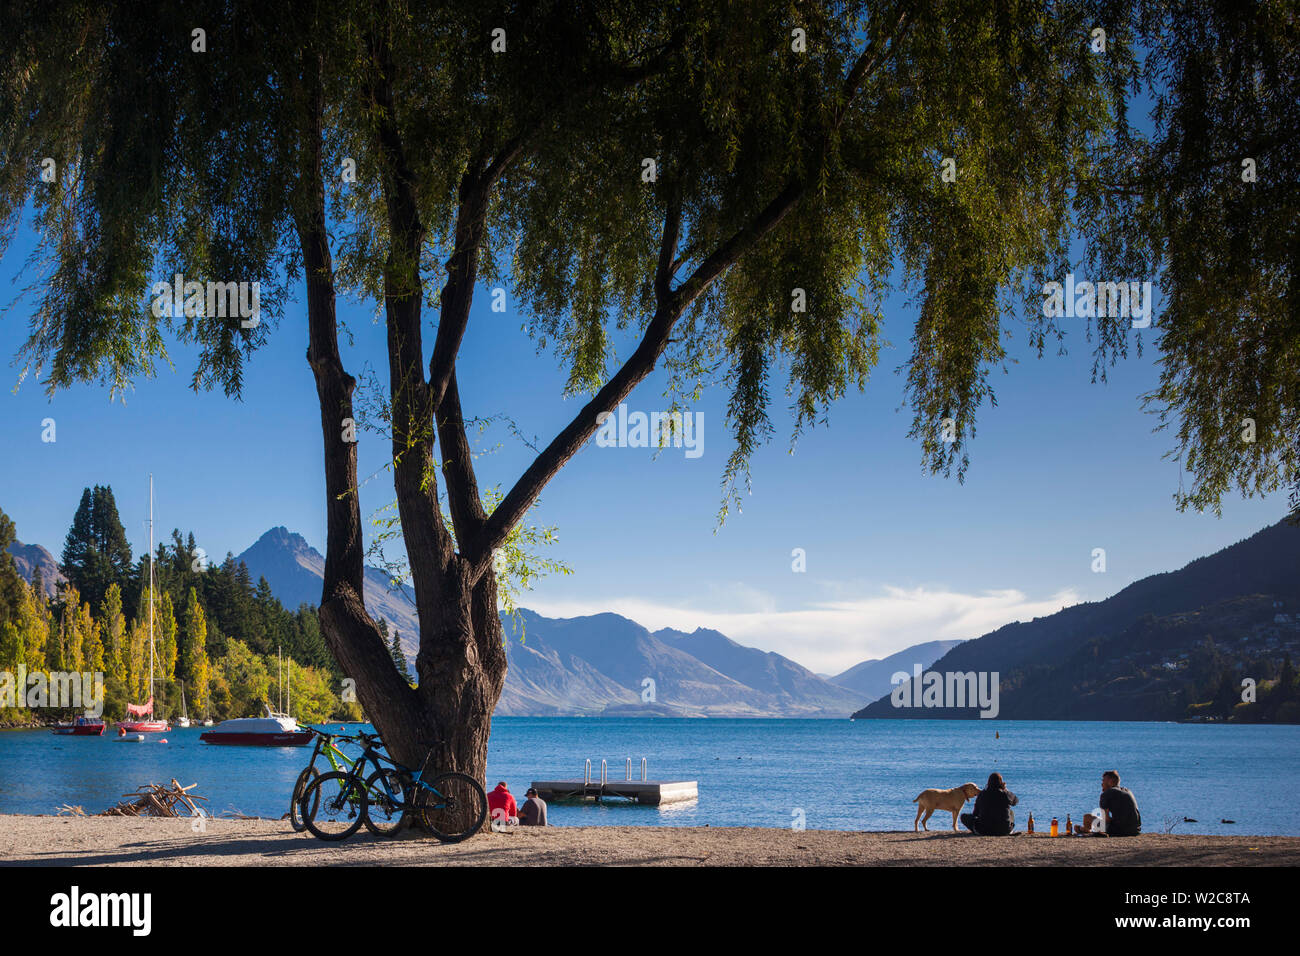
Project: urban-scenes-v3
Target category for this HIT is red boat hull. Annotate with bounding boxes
[199,731,314,746]
[118,721,169,733]
[52,722,106,736]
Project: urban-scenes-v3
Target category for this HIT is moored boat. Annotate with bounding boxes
[119,475,169,735]
[51,716,106,736]
[118,719,169,733]
[199,713,313,747]
[118,700,169,734]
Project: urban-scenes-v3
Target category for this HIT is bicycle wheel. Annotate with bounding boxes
[363,768,410,837]
[290,766,319,832]
[299,771,367,841]
[416,772,487,843]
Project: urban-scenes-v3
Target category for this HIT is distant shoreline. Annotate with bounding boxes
[2,816,1297,866]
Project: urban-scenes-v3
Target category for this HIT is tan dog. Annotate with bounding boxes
[912,783,980,831]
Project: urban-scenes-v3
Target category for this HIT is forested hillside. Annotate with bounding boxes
[0,489,366,724]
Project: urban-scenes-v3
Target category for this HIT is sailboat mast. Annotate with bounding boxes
[149,473,155,713]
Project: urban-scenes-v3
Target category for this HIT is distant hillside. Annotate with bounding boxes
[830,639,964,701]
[498,610,865,716]
[653,625,865,714]
[7,539,64,598]
[854,520,1300,721]
[237,527,420,659]
[235,527,874,716]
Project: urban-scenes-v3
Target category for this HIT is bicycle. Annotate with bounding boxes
[297,730,487,843]
[290,729,364,833]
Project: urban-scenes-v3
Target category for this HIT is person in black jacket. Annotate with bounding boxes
[961,772,1019,835]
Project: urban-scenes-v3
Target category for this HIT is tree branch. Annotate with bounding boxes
[436,369,488,545]
[428,134,527,412]
[366,12,455,655]
[461,20,912,581]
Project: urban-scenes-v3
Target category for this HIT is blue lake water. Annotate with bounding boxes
[2,718,1297,836]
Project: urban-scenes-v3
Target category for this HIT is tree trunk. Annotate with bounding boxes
[404,559,506,781]
[289,35,512,804]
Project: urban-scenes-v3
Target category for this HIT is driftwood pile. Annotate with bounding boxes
[57,779,209,818]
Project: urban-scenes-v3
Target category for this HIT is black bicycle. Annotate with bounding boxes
[297,731,487,843]
[290,729,368,833]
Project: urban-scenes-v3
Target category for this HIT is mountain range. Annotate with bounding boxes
[826,640,963,700]
[21,515,1296,721]
[501,610,863,716]
[233,528,953,717]
[853,519,1300,720]
[237,526,424,654]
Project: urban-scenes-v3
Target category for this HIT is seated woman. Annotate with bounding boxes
[961,772,1018,835]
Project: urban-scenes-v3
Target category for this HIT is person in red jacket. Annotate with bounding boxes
[487,781,519,830]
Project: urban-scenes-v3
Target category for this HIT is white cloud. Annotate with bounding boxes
[524,584,1082,676]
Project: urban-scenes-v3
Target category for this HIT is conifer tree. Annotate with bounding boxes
[60,486,133,612]
[0,506,25,624]
[389,628,412,684]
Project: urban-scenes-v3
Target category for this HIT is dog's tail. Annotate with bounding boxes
[911,795,919,803]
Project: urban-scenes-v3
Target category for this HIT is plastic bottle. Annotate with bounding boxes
[1050,816,1059,837]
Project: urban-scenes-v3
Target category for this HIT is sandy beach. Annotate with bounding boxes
[2,815,1297,866]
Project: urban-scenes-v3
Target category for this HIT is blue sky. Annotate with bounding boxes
[0,219,1286,675]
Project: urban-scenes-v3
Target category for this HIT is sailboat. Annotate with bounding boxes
[118,475,169,734]
[176,681,192,728]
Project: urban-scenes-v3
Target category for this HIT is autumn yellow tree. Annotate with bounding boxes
[57,587,94,673]
[101,583,127,689]
[126,618,147,701]
[16,582,49,675]
[74,599,99,674]
[157,590,178,682]
[181,588,210,714]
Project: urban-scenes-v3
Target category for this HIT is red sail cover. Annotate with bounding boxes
[125,697,154,716]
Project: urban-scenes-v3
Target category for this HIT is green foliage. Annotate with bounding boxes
[0,0,1295,711]
[58,486,133,612]
[1085,1,1300,519]
[0,506,25,622]
[3,0,1156,513]
[180,588,210,713]
[157,590,178,681]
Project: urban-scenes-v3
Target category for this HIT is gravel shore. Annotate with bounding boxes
[2,815,1297,866]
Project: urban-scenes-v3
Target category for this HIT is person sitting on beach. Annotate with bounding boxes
[1097,770,1141,837]
[960,772,1018,836]
[519,787,548,827]
[1074,810,1106,836]
[487,781,519,830]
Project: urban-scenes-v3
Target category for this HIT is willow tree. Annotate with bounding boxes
[1087,0,1299,518]
[3,0,1296,796]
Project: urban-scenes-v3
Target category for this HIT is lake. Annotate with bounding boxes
[2,718,1297,835]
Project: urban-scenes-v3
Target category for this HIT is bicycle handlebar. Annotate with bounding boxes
[309,726,385,752]
[309,727,362,747]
